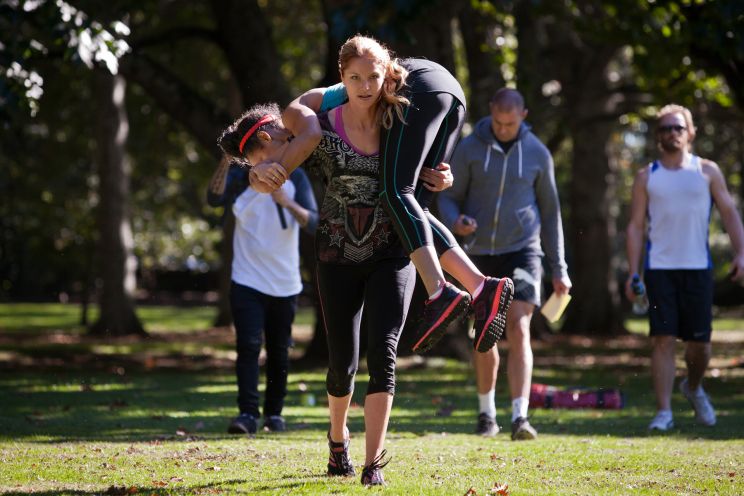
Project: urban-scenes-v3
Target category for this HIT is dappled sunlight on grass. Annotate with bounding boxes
[2,303,744,493]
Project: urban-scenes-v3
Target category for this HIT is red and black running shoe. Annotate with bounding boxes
[360,450,390,486]
[472,277,514,352]
[412,282,471,354]
[327,432,356,477]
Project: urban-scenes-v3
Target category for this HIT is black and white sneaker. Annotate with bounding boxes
[475,413,499,436]
[511,416,537,440]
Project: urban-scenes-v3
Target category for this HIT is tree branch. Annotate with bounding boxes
[119,53,230,155]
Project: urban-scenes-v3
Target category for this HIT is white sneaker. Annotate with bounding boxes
[679,378,716,426]
[648,411,674,431]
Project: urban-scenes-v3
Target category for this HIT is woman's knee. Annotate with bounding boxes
[367,372,396,395]
[326,367,357,397]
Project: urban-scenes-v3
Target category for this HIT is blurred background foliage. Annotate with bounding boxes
[1,0,742,338]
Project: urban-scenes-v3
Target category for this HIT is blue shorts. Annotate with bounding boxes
[645,269,713,342]
[471,248,543,306]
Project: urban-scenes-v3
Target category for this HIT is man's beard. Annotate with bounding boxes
[659,139,683,153]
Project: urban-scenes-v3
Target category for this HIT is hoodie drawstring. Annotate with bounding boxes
[484,146,492,173]
[517,140,523,178]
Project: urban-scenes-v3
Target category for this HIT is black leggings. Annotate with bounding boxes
[380,92,465,256]
[317,258,415,397]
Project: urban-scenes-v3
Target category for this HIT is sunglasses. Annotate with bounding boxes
[658,124,686,133]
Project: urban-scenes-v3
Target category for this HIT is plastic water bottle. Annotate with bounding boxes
[631,274,649,315]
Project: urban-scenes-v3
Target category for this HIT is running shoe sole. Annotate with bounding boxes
[412,293,471,354]
[474,278,514,353]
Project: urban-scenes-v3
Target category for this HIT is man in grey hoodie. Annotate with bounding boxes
[438,88,571,440]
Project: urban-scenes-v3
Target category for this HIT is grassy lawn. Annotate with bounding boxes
[1,303,743,495]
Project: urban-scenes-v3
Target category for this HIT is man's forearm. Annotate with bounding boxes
[626,225,644,274]
[720,205,744,256]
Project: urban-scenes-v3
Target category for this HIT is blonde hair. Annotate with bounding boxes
[338,35,409,129]
[657,104,696,143]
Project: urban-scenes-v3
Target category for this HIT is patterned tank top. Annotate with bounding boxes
[306,110,404,264]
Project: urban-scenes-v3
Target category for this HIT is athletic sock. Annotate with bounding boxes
[512,397,529,422]
[656,409,673,420]
[691,385,705,397]
[478,390,496,418]
[471,279,485,300]
[428,282,445,300]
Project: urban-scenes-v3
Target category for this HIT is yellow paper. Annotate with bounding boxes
[540,292,572,323]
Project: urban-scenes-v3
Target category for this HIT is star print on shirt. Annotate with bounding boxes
[329,231,344,247]
[375,230,390,246]
[319,224,329,235]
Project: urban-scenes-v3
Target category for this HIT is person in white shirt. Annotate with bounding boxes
[210,103,318,435]
[625,104,744,431]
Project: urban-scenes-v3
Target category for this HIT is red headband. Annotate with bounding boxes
[238,115,276,154]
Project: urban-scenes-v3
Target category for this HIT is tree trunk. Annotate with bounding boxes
[387,0,458,73]
[458,2,506,116]
[561,116,624,334]
[558,45,625,334]
[89,72,145,337]
[210,0,291,106]
[512,0,626,335]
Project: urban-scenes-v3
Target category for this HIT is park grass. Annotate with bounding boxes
[1,303,743,495]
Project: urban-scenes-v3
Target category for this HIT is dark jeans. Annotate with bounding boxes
[230,281,297,418]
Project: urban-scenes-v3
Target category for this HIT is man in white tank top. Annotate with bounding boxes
[625,104,744,432]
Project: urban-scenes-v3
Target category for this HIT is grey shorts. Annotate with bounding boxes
[471,248,543,306]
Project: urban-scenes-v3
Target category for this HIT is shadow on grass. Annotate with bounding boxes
[0,478,259,495]
[0,371,334,443]
[0,475,337,495]
[3,331,743,443]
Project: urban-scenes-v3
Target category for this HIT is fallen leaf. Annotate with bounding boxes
[491,482,509,495]
[464,488,478,495]
[176,428,188,436]
[170,477,184,482]
[151,480,168,487]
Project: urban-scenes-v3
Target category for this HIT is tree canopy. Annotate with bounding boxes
[1,0,742,339]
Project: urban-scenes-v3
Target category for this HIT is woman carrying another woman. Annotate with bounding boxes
[256,36,514,355]
[218,37,454,486]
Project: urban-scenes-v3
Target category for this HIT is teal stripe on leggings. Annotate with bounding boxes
[415,99,459,251]
[381,105,418,252]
